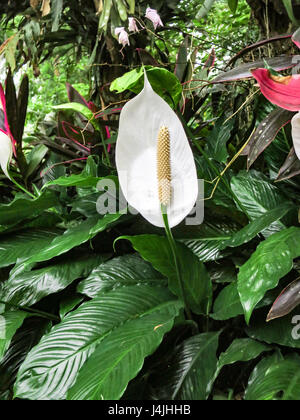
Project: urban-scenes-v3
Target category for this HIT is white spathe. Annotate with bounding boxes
[116,72,198,228]
[291,111,300,160]
[0,131,12,179]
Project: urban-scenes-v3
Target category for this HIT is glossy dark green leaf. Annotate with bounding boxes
[247,312,300,349]
[14,285,180,400]
[211,282,243,320]
[15,214,122,270]
[148,332,220,400]
[0,190,59,227]
[0,311,28,361]
[245,354,300,400]
[0,255,104,307]
[205,117,235,163]
[215,338,271,380]
[118,235,212,315]
[231,170,289,236]
[0,229,61,269]
[110,66,183,107]
[238,227,300,324]
[220,203,294,250]
[78,254,165,298]
[67,298,182,400]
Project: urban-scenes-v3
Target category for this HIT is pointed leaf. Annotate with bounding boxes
[246,109,295,169]
[277,147,300,181]
[238,227,300,324]
[14,285,180,400]
[118,235,212,315]
[77,254,165,298]
[267,279,300,322]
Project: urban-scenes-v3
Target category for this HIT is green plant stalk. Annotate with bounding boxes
[161,204,192,321]
[9,173,36,199]
[0,299,60,322]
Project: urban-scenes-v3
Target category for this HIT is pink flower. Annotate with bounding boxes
[128,17,139,33]
[115,27,130,47]
[251,68,300,112]
[145,7,163,30]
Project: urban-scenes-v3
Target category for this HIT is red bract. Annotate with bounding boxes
[251,68,300,111]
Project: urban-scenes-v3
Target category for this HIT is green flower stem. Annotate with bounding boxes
[161,205,193,321]
[9,174,36,199]
[0,300,60,322]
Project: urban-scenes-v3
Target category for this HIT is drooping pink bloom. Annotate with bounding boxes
[251,68,300,112]
[115,27,130,47]
[128,17,139,33]
[145,7,163,30]
[252,68,300,160]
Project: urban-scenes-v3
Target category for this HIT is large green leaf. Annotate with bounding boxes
[51,0,63,31]
[78,254,165,298]
[13,214,122,271]
[148,332,220,400]
[118,235,212,315]
[110,66,183,107]
[0,311,28,361]
[247,312,300,349]
[215,338,271,381]
[0,255,104,307]
[182,221,238,262]
[205,117,234,163]
[211,283,243,320]
[245,354,300,400]
[0,229,61,269]
[238,227,300,324]
[231,170,290,236]
[220,203,295,250]
[67,298,182,400]
[14,285,180,400]
[0,190,59,228]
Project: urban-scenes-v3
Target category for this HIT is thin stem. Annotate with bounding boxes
[0,300,60,322]
[161,205,193,321]
[9,175,36,199]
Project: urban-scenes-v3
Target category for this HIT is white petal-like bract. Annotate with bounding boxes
[291,111,300,160]
[116,72,198,228]
[0,131,12,179]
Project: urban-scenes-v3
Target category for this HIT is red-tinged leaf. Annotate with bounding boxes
[62,121,95,145]
[203,48,216,71]
[246,109,295,169]
[226,34,292,68]
[292,27,300,49]
[16,74,29,144]
[267,279,300,322]
[174,37,189,82]
[56,137,91,155]
[213,56,297,83]
[66,83,89,108]
[252,68,300,111]
[276,147,300,181]
[5,69,18,142]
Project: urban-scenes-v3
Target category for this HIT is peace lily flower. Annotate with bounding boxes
[145,8,163,30]
[252,68,300,160]
[115,27,130,47]
[0,84,14,179]
[128,17,139,33]
[116,71,198,228]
